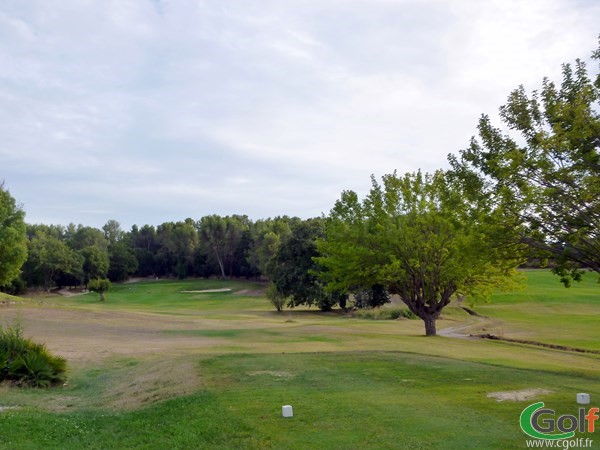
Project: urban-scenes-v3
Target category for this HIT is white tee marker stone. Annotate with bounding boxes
[577,393,591,405]
[282,405,293,418]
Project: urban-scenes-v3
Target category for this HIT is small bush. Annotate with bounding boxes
[352,284,391,309]
[355,307,417,320]
[0,322,66,388]
[266,283,286,312]
[0,277,26,295]
[88,278,112,301]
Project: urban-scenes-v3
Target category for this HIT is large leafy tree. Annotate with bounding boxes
[130,224,158,276]
[25,230,83,291]
[271,218,344,311]
[171,219,199,279]
[247,217,296,279]
[80,245,109,283]
[102,219,124,245]
[317,171,524,336]
[100,220,138,282]
[154,220,199,278]
[222,215,253,278]
[0,183,27,287]
[65,224,109,253]
[107,238,138,282]
[63,224,110,284]
[449,42,600,285]
[197,215,252,279]
[197,215,228,278]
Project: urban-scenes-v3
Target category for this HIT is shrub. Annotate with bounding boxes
[0,277,26,295]
[355,307,417,320]
[352,284,391,309]
[266,283,286,312]
[88,278,112,301]
[0,322,66,388]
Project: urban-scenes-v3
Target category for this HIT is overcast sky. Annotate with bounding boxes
[1,0,599,229]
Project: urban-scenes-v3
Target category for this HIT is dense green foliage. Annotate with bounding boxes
[449,41,600,286]
[352,284,391,309]
[107,238,138,282]
[0,183,27,288]
[271,219,336,311]
[24,227,83,291]
[317,171,525,335]
[12,216,348,312]
[14,216,297,289]
[197,215,255,279]
[88,278,112,301]
[0,323,66,387]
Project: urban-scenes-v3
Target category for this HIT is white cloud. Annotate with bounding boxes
[1,0,598,228]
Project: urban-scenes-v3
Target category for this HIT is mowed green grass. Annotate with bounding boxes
[2,352,599,449]
[478,270,600,350]
[0,270,599,449]
[73,279,271,312]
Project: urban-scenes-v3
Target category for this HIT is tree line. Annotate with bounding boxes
[3,215,307,289]
[1,40,598,335]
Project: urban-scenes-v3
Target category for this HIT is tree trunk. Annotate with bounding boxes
[423,315,437,336]
[213,247,226,279]
[99,292,105,301]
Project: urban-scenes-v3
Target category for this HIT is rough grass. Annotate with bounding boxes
[0,271,598,448]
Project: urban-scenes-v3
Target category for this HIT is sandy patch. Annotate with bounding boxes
[487,388,552,402]
[181,288,232,293]
[0,406,19,412]
[248,370,294,378]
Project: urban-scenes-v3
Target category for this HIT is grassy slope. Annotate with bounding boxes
[477,270,600,350]
[0,271,598,449]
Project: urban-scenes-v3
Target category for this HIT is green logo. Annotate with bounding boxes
[520,402,575,440]
[520,402,600,440]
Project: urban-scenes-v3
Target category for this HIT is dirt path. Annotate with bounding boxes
[438,314,504,339]
[438,322,479,339]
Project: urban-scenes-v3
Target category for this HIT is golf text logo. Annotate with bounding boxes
[520,402,599,440]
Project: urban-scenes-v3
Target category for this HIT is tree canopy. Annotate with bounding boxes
[317,171,524,335]
[0,183,27,287]
[24,229,83,291]
[449,41,600,286]
[270,218,343,311]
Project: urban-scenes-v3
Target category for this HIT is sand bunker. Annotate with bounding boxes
[487,388,552,402]
[180,288,232,293]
